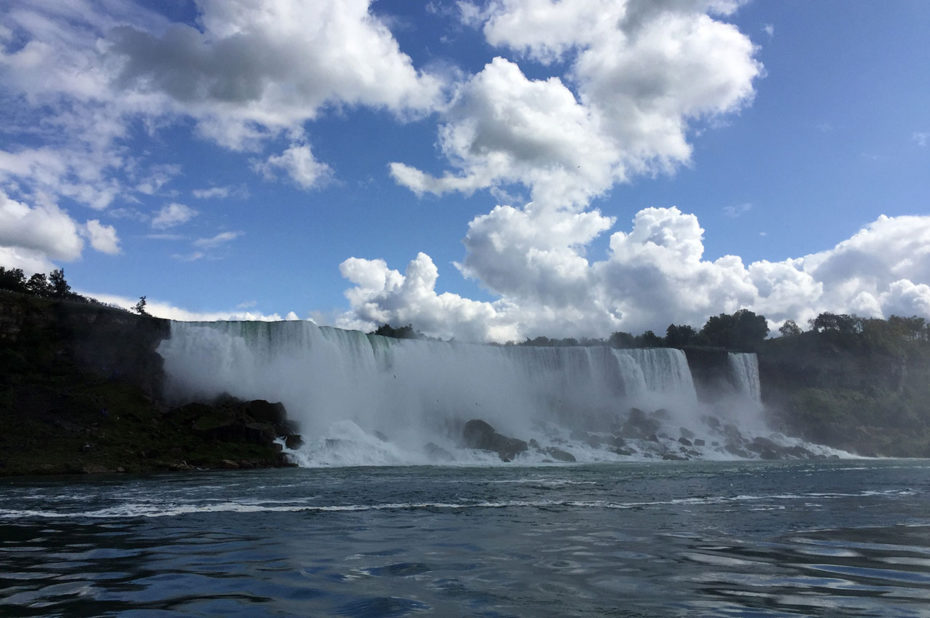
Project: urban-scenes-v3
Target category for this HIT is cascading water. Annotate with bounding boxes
[613,348,698,405]
[157,321,837,465]
[728,352,762,404]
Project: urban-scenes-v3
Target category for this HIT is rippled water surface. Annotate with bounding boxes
[2,460,930,616]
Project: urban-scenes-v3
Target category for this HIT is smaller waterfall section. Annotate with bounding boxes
[728,352,762,404]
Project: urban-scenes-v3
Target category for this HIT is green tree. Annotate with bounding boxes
[888,316,927,342]
[809,312,861,336]
[665,323,696,348]
[25,272,51,297]
[700,309,769,350]
[48,268,71,298]
[133,295,148,316]
[523,336,552,346]
[608,331,635,348]
[0,267,27,293]
[372,324,419,339]
[634,330,664,348]
[779,319,802,337]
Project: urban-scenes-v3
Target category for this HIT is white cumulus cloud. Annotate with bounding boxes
[0,190,84,262]
[392,0,761,205]
[255,143,332,190]
[338,252,520,343]
[108,0,445,149]
[0,190,122,271]
[151,202,198,229]
[83,219,121,255]
[392,57,618,208]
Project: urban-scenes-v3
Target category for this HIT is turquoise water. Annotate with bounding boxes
[2,460,930,616]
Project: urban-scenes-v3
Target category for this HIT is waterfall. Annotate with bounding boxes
[613,348,698,406]
[728,352,762,404]
[157,321,776,465]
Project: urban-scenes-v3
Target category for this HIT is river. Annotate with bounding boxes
[2,459,929,616]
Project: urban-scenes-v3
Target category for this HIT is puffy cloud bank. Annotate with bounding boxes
[392,0,760,207]
[341,2,930,341]
[338,207,930,342]
[345,0,804,341]
[0,0,444,269]
[4,1,927,337]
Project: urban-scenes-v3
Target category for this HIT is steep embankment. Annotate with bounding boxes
[0,292,300,476]
[758,331,930,457]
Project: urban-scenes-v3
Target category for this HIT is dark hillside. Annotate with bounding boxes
[0,291,300,476]
[759,320,930,456]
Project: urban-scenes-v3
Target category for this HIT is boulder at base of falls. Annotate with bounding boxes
[425,442,454,462]
[747,436,817,460]
[620,408,662,440]
[462,419,528,462]
[543,446,576,462]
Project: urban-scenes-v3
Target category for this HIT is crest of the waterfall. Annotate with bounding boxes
[727,352,762,404]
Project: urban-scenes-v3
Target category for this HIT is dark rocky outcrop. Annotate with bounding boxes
[176,396,300,449]
[0,292,301,476]
[462,419,528,462]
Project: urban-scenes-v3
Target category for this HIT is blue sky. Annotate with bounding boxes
[1,0,928,341]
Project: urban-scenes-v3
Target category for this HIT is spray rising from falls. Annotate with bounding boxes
[157,321,837,466]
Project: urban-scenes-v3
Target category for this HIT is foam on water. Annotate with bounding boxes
[157,321,842,466]
[0,488,911,521]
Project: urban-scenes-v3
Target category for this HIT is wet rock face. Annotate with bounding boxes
[462,419,528,462]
